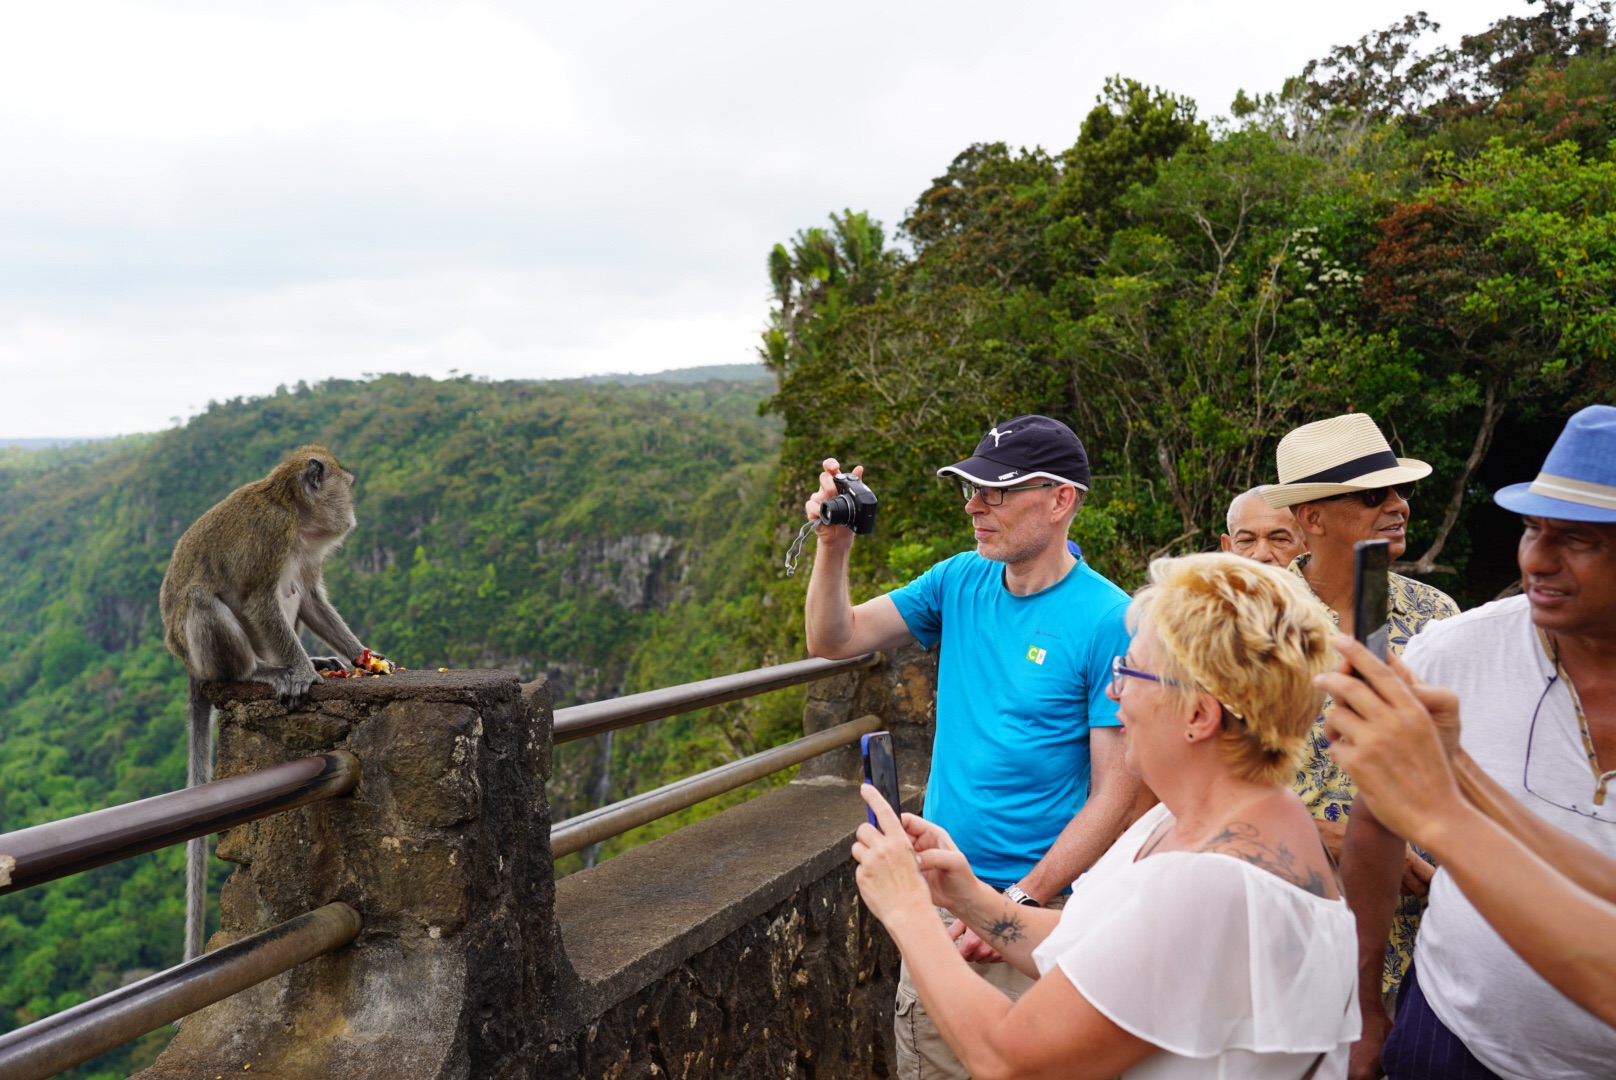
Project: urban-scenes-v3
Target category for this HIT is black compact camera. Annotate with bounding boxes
[821,474,878,535]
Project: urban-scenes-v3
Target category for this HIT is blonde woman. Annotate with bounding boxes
[854,553,1360,1079]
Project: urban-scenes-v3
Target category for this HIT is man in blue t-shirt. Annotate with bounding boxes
[803,415,1138,1080]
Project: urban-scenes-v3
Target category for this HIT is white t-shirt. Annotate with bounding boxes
[1032,803,1359,1079]
[1403,595,1616,1080]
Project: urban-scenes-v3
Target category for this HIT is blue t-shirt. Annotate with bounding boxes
[889,551,1131,889]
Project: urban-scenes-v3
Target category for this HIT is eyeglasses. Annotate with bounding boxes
[1110,656,1181,696]
[1110,655,1247,728]
[1524,669,1616,824]
[1320,485,1412,508]
[956,479,1060,506]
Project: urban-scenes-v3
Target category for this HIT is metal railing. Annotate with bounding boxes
[552,715,881,858]
[549,654,883,858]
[553,654,877,744]
[0,652,887,1070]
[0,903,361,1080]
[0,753,360,895]
[0,754,364,1077]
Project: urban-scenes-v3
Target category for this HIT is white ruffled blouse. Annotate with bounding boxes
[1031,802,1360,1080]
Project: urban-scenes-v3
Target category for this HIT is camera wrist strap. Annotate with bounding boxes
[783,519,819,577]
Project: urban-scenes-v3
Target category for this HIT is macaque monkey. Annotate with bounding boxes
[159,445,383,962]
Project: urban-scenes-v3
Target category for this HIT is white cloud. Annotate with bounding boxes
[0,2,578,139]
[0,0,1529,436]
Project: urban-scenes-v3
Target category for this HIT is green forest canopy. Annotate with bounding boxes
[0,374,786,1076]
[763,1,1614,604]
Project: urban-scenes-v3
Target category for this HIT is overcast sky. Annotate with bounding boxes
[0,0,1530,437]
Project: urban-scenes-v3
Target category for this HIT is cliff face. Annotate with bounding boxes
[551,531,684,613]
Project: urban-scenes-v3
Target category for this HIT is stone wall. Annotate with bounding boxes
[136,645,938,1080]
[535,644,939,1079]
[799,642,939,790]
[137,671,556,1080]
[536,780,919,1079]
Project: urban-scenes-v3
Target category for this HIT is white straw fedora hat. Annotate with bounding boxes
[1261,413,1431,509]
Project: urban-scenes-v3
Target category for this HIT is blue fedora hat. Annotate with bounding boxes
[1494,405,1616,523]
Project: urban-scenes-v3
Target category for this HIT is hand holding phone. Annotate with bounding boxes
[861,731,901,830]
[1352,539,1391,669]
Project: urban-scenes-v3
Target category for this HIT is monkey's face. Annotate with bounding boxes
[324,464,358,537]
[298,450,358,539]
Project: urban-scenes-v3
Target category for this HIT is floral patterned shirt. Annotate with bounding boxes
[1286,552,1460,995]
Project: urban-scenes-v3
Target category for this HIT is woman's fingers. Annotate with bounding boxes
[1386,651,1420,688]
[915,847,968,876]
[1326,636,1419,712]
[861,782,906,836]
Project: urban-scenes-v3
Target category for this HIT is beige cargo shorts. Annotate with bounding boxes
[893,898,1066,1080]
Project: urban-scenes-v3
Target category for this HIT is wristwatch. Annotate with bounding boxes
[1005,885,1041,908]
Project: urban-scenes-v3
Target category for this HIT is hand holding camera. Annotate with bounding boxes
[807,458,878,536]
[785,457,879,575]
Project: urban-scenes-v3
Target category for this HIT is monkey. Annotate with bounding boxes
[159,444,384,963]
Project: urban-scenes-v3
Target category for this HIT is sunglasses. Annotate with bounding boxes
[1320,484,1413,508]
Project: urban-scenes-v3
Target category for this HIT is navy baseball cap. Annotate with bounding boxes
[936,415,1091,491]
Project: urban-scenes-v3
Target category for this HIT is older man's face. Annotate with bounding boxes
[1221,494,1307,567]
[1299,486,1413,561]
[1518,517,1616,640]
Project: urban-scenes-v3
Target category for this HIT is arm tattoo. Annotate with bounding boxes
[1202,823,1329,898]
[983,910,1027,947]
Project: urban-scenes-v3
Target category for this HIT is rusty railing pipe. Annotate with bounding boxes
[552,714,882,859]
[551,653,878,745]
[0,753,360,896]
[0,902,361,1080]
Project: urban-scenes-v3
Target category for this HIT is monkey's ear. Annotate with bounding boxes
[302,457,327,492]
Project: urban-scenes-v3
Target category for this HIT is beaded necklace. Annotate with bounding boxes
[1538,625,1615,807]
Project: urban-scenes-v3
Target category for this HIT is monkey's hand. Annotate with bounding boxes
[355,649,394,675]
[309,656,346,672]
[258,665,321,708]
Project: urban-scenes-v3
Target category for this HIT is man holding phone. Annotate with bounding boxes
[802,415,1137,1080]
[1261,413,1459,1004]
[1340,405,1616,1080]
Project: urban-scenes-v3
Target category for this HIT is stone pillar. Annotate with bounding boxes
[797,642,937,791]
[137,671,555,1080]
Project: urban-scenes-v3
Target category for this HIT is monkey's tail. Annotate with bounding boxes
[185,677,214,964]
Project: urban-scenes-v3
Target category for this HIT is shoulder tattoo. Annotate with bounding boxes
[1202,823,1329,898]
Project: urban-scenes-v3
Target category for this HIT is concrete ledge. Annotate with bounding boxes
[204,669,518,708]
[552,776,922,1029]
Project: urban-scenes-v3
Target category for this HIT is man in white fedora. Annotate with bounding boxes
[1261,412,1459,1006]
[1342,404,1616,1080]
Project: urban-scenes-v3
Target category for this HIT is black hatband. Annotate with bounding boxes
[1292,450,1401,485]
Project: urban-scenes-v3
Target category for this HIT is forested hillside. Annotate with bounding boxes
[762,2,1614,608]
[0,373,787,1076]
[4,3,1614,1076]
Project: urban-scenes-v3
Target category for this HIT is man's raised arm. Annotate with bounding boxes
[803,458,916,659]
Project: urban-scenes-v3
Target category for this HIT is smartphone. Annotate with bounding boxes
[1352,539,1391,667]
[861,731,901,830]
